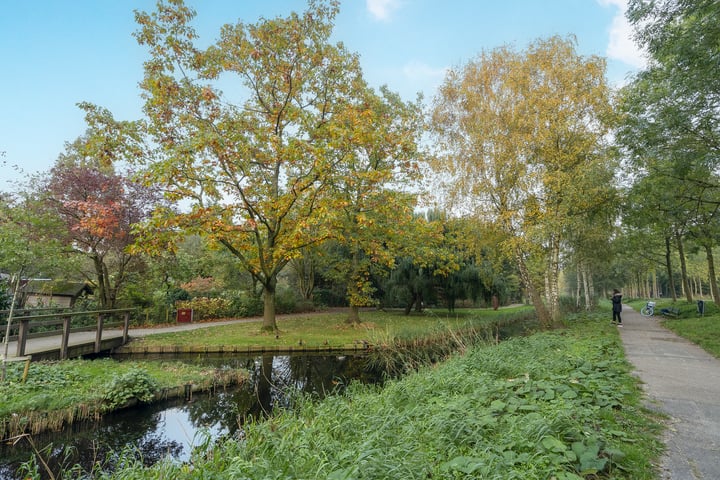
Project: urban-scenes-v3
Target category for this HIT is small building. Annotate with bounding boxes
[22,280,94,308]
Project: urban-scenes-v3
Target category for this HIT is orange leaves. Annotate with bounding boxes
[69,200,124,240]
[200,86,216,102]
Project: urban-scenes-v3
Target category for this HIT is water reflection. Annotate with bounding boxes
[0,352,380,479]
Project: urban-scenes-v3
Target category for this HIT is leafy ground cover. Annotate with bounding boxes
[127,307,533,350]
[77,312,663,479]
[0,359,244,440]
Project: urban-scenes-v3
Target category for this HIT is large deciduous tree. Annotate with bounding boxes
[430,36,615,328]
[44,120,156,310]
[627,0,720,151]
[320,86,427,323]
[1,188,66,380]
[619,0,720,303]
[45,161,154,309]
[132,0,419,330]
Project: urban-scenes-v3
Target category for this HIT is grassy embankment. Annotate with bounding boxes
[1,306,531,441]
[119,306,534,353]
[50,310,664,479]
[0,359,245,441]
[625,298,720,358]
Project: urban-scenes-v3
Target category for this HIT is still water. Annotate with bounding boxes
[0,352,382,479]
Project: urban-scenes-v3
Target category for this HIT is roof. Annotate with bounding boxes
[23,280,94,298]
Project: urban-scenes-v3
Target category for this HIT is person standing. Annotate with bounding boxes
[611,289,623,326]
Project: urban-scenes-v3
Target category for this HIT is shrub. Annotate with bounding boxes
[275,287,301,314]
[176,297,231,320]
[221,290,263,317]
[167,287,190,304]
[313,287,347,308]
[102,368,159,411]
[0,279,11,310]
[180,276,223,297]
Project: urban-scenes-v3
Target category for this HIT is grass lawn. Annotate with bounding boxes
[129,306,534,350]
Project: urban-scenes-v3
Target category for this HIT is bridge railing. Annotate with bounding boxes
[2,308,135,359]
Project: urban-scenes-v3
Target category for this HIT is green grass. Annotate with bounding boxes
[0,359,244,439]
[131,307,533,350]
[83,311,664,479]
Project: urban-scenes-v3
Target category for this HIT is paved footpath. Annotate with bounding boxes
[2,316,264,359]
[618,305,720,479]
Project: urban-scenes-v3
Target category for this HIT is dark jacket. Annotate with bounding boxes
[612,294,622,312]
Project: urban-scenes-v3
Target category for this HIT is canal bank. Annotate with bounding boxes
[0,351,378,480]
[10,313,662,479]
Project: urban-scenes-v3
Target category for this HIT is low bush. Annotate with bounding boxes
[176,297,232,320]
[275,287,306,314]
[102,368,159,410]
[221,290,263,317]
[559,294,599,314]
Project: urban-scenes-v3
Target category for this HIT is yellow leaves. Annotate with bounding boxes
[200,86,216,102]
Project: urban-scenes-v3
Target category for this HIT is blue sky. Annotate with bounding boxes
[0,0,645,188]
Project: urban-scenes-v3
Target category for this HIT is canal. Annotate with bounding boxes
[0,352,383,479]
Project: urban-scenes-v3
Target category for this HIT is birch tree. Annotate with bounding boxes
[430,36,614,328]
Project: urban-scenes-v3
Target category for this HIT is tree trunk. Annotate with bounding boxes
[261,279,277,332]
[654,270,659,298]
[665,236,677,302]
[675,230,693,303]
[547,236,561,320]
[93,255,110,309]
[515,249,554,329]
[102,261,117,309]
[346,305,360,324]
[345,252,364,324]
[1,274,22,382]
[291,256,315,300]
[576,264,582,308]
[582,265,591,310]
[404,295,415,315]
[415,292,424,312]
[708,244,719,302]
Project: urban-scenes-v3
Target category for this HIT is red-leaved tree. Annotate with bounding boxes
[45,153,156,309]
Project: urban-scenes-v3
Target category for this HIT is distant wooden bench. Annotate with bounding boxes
[661,307,680,318]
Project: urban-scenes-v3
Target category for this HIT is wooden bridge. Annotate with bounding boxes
[1,308,134,361]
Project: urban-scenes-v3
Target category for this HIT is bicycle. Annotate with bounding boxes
[640,301,655,316]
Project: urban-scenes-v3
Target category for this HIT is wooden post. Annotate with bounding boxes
[16,318,30,357]
[22,356,31,383]
[122,312,130,344]
[60,316,71,360]
[95,313,104,353]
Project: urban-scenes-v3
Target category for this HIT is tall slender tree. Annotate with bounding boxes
[320,86,426,323]
[430,36,614,328]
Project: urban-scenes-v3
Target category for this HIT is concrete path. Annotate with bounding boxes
[618,305,720,479]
